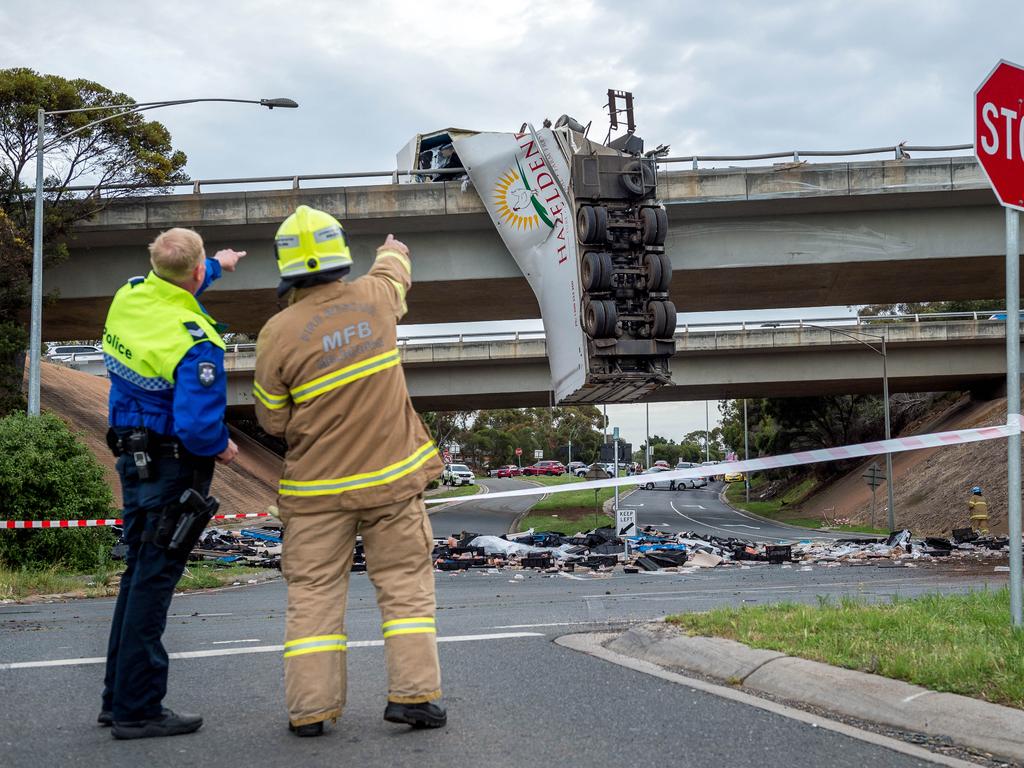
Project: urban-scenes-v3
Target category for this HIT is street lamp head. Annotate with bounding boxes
[260,98,299,109]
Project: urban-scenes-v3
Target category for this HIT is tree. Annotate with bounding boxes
[0,68,188,413]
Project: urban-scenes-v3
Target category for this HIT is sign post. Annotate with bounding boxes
[976,59,1024,627]
[515,447,522,468]
[862,462,884,529]
[613,427,620,514]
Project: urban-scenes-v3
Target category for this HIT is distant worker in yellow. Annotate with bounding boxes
[968,486,989,534]
[253,206,445,737]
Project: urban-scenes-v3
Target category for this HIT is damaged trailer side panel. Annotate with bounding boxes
[400,122,675,404]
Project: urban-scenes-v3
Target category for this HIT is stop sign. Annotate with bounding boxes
[976,59,1024,211]
[515,447,522,456]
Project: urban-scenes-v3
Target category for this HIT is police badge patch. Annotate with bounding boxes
[198,362,217,387]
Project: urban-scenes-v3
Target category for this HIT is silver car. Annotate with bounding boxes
[674,462,708,489]
[638,467,679,491]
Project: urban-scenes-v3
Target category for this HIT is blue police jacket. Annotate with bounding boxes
[106,258,229,456]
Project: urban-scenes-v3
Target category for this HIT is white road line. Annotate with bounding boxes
[491,621,612,629]
[722,524,761,530]
[670,501,781,538]
[211,639,262,645]
[0,632,544,671]
[559,572,591,581]
[676,504,706,510]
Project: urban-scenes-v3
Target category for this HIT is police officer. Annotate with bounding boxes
[98,227,243,739]
[254,206,445,737]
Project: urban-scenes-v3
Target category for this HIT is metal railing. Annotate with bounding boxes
[54,142,974,196]
[219,310,1010,355]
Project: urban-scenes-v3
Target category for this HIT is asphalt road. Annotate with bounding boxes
[0,560,1006,767]
[625,482,838,542]
[428,478,539,537]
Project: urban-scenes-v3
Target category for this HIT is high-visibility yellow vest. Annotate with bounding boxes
[102,271,225,389]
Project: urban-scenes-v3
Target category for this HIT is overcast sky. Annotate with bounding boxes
[7,0,1021,449]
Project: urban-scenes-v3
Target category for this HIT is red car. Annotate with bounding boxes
[495,465,523,478]
[523,460,566,476]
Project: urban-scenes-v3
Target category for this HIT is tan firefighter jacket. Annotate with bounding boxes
[253,244,442,513]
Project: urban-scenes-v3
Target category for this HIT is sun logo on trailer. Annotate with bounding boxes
[494,159,555,231]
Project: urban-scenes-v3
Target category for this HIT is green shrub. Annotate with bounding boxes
[0,412,116,569]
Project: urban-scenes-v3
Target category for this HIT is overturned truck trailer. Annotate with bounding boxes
[397,121,675,404]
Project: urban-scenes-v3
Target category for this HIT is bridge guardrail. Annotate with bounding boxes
[220,311,1015,356]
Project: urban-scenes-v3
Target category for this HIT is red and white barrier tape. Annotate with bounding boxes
[1,512,271,530]
[425,414,1024,505]
[4,417,1021,523]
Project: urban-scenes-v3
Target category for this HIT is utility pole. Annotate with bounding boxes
[705,400,710,463]
[645,402,651,469]
[743,399,750,504]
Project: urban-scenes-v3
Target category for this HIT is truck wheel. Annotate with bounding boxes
[622,160,656,197]
[577,205,607,244]
[658,252,672,289]
[583,298,607,338]
[649,300,677,338]
[640,207,666,245]
[582,251,612,292]
[644,252,668,292]
[600,300,618,336]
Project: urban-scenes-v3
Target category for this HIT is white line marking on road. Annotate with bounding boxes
[491,621,612,629]
[670,502,778,538]
[557,633,979,768]
[0,632,544,671]
[676,504,706,510]
[722,524,761,530]
[559,572,591,581]
[211,639,262,645]
[901,691,933,704]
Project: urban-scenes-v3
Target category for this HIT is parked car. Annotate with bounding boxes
[674,461,708,489]
[46,343,102,362]
[575,462,611,478]
[653,460,670,469]
[724,471,745,483]
[441,464,475,486]
[700,460,723,481]
[638,467,680,491]
[495,465,523,478]
[566,461,587,475]
[523,460,566,476]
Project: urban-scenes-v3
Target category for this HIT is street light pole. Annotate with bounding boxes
[743,398,750,504]
[25,96,298,415]
[705,400,710,463]
[765,321,894,527]
[645,402,651,469]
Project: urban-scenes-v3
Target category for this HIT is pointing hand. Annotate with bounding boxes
[383,234,409,257]
[213,249,247,272]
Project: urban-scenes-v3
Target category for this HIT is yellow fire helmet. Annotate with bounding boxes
[274,205,353,296]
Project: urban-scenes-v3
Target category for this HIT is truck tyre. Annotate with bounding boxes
[600,299,618,336]
[583,298,607,338]
[640,207,666,245]
[577,205,608,244]
[582,251,612,292]
[622,160,656,197]
[649,300,677,338]
[644,252,668,292]
[658,252,673,290]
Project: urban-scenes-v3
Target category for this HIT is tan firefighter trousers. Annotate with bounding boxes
[279,495,441,727]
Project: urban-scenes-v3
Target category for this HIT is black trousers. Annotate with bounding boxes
[101,445,214,721]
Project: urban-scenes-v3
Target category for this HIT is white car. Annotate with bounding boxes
[674,461,708,489]
[638,467,680,491]
[46,343,102,362]
[442,464,475,486]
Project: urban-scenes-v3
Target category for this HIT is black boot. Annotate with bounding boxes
[288,720,325,737]
[111,709,203,740]
[384,701,447,729]
[97,710,113,727]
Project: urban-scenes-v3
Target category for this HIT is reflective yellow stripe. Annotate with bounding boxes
[381,617,435,629]
[376,248,411,273]
[283,634,348,658]
[253,380,289,410]
[382,617,436,638]
[279,441,439,497]
[384,277,408,315]
[289,349,401,404]
[383,627,437,638]
[284,634,347,648]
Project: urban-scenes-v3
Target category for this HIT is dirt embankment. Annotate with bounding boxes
[802,394,1015,535]
[39,361,280,516]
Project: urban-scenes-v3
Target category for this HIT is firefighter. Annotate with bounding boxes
[968,486,989,534]
[99,228,242,739]
[254,206,445,737]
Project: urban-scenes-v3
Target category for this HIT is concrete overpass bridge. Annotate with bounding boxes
[42,154,1011,340]
[207,316,1013,412]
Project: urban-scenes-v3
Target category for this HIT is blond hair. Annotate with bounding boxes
[149,228,204,282]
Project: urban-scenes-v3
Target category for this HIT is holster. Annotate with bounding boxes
[143,489,219,556]
[106,427,155,481]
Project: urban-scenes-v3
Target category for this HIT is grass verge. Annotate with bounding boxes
[724,480,887,535]
[0,563,276,601]
[527,474,620,513]
[431,484,483,500]
[668,587,1024,708]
